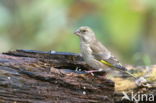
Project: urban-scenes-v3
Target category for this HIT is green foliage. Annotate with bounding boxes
[0,0,156,64]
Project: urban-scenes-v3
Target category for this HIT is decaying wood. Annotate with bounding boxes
[0,50,156,103]
[0,50,114,103]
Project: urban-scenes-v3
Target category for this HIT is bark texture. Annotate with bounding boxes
[0,50,114,103]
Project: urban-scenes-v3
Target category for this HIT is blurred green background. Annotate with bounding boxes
[0,0,156,65]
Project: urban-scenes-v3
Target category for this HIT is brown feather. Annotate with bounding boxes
[90,39,124,69]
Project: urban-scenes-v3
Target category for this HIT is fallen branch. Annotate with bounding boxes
[0,50,114,103]
[0,50,156,103]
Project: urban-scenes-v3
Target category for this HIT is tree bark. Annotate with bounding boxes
[0,50,155,103]
[0,50,114,103]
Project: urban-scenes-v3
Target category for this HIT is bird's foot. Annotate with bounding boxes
[85,69,106,77]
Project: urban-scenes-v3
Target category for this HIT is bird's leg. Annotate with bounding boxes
[85,69,106,77]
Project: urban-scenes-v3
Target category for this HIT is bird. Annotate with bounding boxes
[74,26,136,79]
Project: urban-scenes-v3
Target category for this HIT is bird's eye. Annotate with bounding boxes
[81,30,87,33]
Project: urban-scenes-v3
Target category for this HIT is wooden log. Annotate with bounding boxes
[1,50,156,103]
[0,50,114,103]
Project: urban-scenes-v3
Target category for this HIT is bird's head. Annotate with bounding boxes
[74,26,95,42]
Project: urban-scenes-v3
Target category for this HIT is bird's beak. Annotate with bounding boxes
[74,30,80,35]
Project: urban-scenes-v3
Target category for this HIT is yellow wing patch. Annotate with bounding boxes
[100,60,113,67]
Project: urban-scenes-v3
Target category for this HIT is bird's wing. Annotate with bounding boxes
[90,40,127,71]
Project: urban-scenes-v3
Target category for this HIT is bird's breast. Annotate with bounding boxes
[80,42,94,61]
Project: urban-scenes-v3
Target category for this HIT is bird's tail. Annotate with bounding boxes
[113,64,127,71]
[113,64,137,79]
[100,60,137,79]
